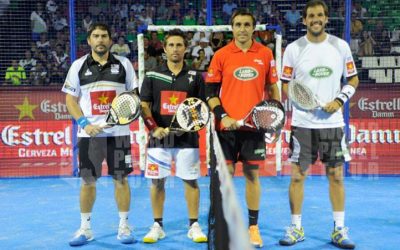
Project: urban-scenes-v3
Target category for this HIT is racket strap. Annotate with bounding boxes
[144,116,158,131]
[213,105,227,121]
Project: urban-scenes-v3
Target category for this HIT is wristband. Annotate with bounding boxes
[77,116,90,129]
[144,117,158,131]
[335,85,356,105]
[213,105,227,121]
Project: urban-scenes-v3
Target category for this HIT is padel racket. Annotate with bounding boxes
[166,97,210,132]
[288,79,326,110]
[100,91,141,128]
[237,99,285,133]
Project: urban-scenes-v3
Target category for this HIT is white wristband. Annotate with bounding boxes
[335,85,356,105]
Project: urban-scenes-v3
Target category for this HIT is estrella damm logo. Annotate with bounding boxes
[233,67,258,81]
[309,66,333,78]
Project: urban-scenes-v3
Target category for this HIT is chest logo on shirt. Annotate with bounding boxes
[90,90,116,115]
[309,66,332,78]
[160,91,187,115]
[111,64,120,74]
[233,67,258,81]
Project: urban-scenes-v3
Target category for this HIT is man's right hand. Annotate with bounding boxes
[84,124,104,137]
[152,127,169,139]
[221,116,240,130]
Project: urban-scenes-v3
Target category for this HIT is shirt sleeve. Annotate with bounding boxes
[140,73,153,102]
[266,49,278,84]
[341,41,358,78]
[205,51,222,84]
[61,60,81,97]
[123,57,138,90]
[281,44,296,82]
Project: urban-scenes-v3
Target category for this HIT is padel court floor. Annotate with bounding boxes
[0,176,398,249]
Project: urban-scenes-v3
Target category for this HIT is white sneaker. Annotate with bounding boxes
[187,222,208,243]
[69,228,94,246]
[143,222,166,243]
[117,224,136,244]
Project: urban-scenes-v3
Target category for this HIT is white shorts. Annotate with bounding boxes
[145,148,200,180]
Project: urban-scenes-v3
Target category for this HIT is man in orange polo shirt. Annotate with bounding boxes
[205,9,280,248]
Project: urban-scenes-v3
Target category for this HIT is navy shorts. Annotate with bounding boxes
[78,136,133,180]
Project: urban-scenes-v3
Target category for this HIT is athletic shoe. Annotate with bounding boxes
[69,228,94,246]
[117,224,136,244]
[248,225,263,248]
[279,224,305,246]
[331,227,355,249]
[143,222,166,243]
[187,222,208,243]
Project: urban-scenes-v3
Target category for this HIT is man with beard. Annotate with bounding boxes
[140,29,207,244]
[62,23,138,246]
[279,1,358,249]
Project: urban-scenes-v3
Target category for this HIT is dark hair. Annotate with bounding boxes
[163,29,188,48]
[87,23,111,39]
[230,8,256,27]
[302,0,329,19]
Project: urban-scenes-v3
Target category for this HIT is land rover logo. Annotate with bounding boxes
[234,67,258,81]
[309,66,332,78]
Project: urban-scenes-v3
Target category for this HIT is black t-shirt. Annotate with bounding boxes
[140,63,205,148]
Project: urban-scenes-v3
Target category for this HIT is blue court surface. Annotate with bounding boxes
[0,176,398,250]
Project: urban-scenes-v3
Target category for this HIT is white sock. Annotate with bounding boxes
[80,213,91,229]
[119,211,129,227]
[333,211,345,229]
[291,214,302,230]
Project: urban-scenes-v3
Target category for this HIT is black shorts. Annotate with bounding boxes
[288,126,351,171]
[217,131,266,168]
[78,136,133,180]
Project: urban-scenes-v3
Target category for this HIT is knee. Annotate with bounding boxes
[291,172,306,184]
[327,168,344,184]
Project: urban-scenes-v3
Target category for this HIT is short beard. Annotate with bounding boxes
[308,22,325,37]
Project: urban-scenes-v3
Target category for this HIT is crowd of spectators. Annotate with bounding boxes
[2,0,400,86]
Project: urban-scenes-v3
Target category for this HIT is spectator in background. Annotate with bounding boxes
[52,44,69,70]
[144,49,157,71]
[19,50,37,72]
[375,29,391,55]
[130,0,144,15]
[358,30,375,56]
[5,59,27,85]
[149,31,163,56]
[138,9,153,26]
[143,36,157,57]
[30,61,49,86]
[46,0,58,14]
[222,0,238,23]
[210,32,226,52]
[350,12,363,38]
[156,0,168,21]
[284,2,301,28]
[191,49,209,71]
[31,2,48,41]
[352,2,367,19]
[191,37,214,62]
[111,36,131,58]
[82,13,93,32]
[192,31,211,46]
[51,10,68,32]
[36,32,50,50]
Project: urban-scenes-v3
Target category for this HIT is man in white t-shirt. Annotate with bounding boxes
[278,1,359,249]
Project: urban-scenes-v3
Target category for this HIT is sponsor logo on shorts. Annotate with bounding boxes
[233,67,258,81]
[254,148,266,157]
[147,163,159,176]
[309,66,333,78]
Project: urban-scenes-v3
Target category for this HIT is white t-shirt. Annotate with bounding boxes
[281,34,357,128]
[62,54,138,137]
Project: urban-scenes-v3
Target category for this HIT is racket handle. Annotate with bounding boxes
[237,119,244,126]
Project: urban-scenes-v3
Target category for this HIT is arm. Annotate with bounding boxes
[206,85,240,130]
[140,101,169,139]
[66,93,104,137]
[323,75,359,113]
[267,83,281,101]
